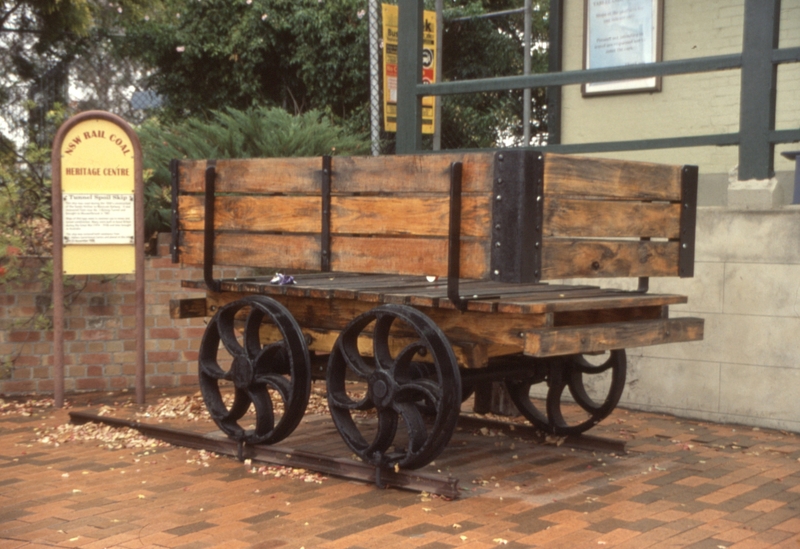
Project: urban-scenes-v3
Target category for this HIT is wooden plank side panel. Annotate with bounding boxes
[524,317,704,357]
[541,238,680,279]
[178,157,321,194]
[331,236,490,279]
[179,231,320,270]
[544,197,681,239]
[332,152,494,193]
[177,160,207,193]
[331,196,491,238]
[543,153,682,201]
[178,195,321,233]
[497,293,687,314]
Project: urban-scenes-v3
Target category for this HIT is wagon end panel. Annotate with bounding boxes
[539,153,698,281]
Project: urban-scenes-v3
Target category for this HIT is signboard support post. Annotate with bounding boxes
[51,111,146,407]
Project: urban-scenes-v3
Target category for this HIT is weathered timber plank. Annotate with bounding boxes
[524,317,704,357]
[553,305,664,327]
[178,157,321,194]
[331,195,491,238]
[544,197,681,239]
[541,238,679,279]
[332,153,493,193]
[180,231,320,270]
[179,195,321,232]
[177,160,207,193]
[257,324,486,367]
[340,278,443,302]
[435,283,602,311]
[178,194,492,238]
[497,292,688,314]
[331,236,489,279]
[169,298,207,319]
[543,153,682,201]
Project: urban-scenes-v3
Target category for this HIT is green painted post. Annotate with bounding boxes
[396,0,424,154]
[547,0,564,145]
[738,0,780,180]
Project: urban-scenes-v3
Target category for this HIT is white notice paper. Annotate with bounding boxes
[63,193,135,244]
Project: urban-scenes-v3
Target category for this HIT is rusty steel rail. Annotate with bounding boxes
[69,411,461,498]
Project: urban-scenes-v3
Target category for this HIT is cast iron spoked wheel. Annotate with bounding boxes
[326,304,461,470]
[198,295,311,445]
[506,350,627,436]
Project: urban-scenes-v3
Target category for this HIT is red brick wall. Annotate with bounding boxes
[0,234,248,396]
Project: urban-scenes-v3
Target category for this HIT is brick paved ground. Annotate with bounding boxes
[1,387,799,549]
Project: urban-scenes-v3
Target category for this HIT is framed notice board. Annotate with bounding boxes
[583,0,664,96]
[54,114,141,274]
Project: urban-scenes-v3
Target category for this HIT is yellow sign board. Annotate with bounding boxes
[58,118,137,274]
[382,4,437,134]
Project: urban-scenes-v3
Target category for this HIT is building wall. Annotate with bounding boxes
[560,0,800,205]
[624,207,800,432]
[0,235,243,396]
[556,0,800,432]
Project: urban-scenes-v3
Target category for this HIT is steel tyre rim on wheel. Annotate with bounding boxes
[326,304,461,470]
[198,296,311,445]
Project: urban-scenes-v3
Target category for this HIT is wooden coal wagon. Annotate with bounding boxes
[169,151,703,470]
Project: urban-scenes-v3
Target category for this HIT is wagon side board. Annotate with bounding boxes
[168,151,705,360]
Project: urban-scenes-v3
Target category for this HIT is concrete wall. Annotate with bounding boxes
[553,207,800,432]
[623,207,800,432]
[560,0,800,204]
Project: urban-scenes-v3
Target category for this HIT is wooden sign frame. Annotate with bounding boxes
[51,111,146,406]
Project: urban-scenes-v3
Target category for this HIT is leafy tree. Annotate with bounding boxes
[119,0,370,125]
[119,0,551,149]
[1,0,153,145]
[0,105,66,284]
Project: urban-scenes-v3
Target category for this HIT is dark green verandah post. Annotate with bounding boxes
[546,0,564,145]
[738,0,781,180]
[396,0,424,154]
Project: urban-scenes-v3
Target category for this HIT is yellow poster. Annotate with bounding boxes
[60,118,137,274]
[382,4,437,134]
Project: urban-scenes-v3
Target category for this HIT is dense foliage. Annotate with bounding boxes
[119,0,371,125]
[118,0,551,148]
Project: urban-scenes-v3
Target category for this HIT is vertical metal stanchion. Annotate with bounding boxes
[523,0,531,147]
[51,150,65,408]
[368,0,381,157]
[433,0,443,151]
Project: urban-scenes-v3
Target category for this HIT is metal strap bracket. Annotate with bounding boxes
[321,156,332,272]
[447,162,468,311]
[678,165,699,278]
[490,150,544,283]
[203,160,221,293]
[169,159,180,263]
